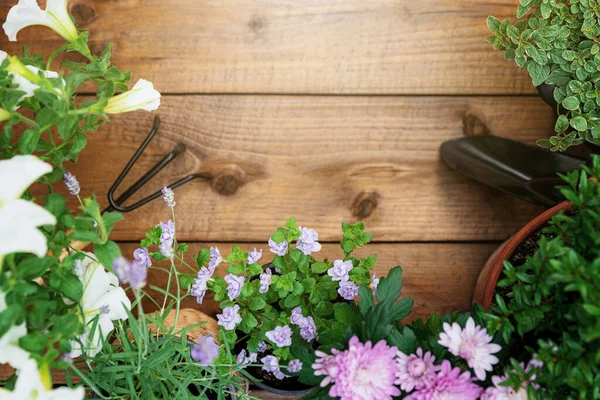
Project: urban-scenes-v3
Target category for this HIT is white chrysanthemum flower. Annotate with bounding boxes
[3,0,78,42]
[438,317,501,381]
[0,156,56,261]
[103,78,161,114]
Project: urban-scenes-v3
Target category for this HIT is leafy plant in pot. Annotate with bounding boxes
[475,156,600,398]
[486,0,600,152]
[174,218,379,395]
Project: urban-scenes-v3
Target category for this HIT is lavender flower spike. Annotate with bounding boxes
[217,305,242,331]
[191,334,220,366]
[338,280,359,301]
[63,172,80,195]
[268,237,288,256]
[265,325,293,348]
[161,186,176,207]
[225,274,245,300]
[259,268,272,294]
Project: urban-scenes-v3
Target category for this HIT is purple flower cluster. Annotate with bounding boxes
[208,246,222,273]
[328,260,353,282]
[257,341,267,353]
[405,360,482,400]
[161,186,176,207]
[296,226,322,255]
[133,248,152,268]
[225,273,245,300]
[159,240,174,260]
[262,355,288,380]
[287,359,303,373]
[289,307,318,342]
[338,280,359,301]
[158,220,175,244]
[247,248,262,264]
[268,237,288,256]
[259,268,272,294]
[112,256,147,289]
[63,172,80,195]
[237,349,258,366]
[190,267,212,304]
[265,325,293,347]
[191,334,219,366]
[217,305,242,331]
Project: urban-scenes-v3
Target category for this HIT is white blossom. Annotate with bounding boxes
[3,0,78,42]
[0,323,30,369]
[103,78,161,114]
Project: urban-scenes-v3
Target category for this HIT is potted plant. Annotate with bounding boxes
[486,0,600,152]
[474,156,600,398]
[161,217,380,395]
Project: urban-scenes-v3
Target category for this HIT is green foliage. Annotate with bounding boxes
[481,155,600,398]
[487,1,600,151]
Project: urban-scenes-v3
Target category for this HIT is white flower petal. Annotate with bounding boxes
[0,199,56,258]
[90,286,131,321]
[8,358,84,400]
[104,78,161,114]
[0,155,53,204]
[0,50,7,62]
[2,0,78,42]
[0,323,31,369]
[0,290,6,312]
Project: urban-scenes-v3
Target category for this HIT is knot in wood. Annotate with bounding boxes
[212,165,245,196]
[462,113,490,136]
[352,191,380,219]
[70,3,97,26]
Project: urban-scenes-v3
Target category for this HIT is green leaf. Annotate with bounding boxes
[389,297,414,321]
[284,294,301,308]
[94,240,122,272]
[52,314,80,337]
[376,266,403,304]
[315,301,334,316]
[18,129,40,154]
[357,285,374,316]
[271,230,285,243]
[179,274,196,290]
[249,297,267,311]
[196,248,211,267]
[387,327,418,354]
[49,270,82,301]
[334,302,359,326]
[18,256,54,280]
[562,96,580,111]
[302,278,316,293]
[570,116,588,131]
[486,16,501,32]
[19,332,48,352]
[555,115,569,133]
[311,262,328,274]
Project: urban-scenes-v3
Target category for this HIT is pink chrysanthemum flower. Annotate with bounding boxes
[395,348,439,392]
[438,317,501,380]
[481,373,528,400]
[312,348,341,387]
[328,336,400,400]
[406,360,483,400]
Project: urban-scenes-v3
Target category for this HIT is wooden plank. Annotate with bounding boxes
[40,95,549,242]
[1,0,532,95]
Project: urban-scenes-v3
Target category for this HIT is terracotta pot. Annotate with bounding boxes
[472,201,571,310]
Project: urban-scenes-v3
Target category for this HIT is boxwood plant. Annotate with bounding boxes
[487,0,600,151]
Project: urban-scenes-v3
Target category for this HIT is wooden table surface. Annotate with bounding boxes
[1,0,550,398]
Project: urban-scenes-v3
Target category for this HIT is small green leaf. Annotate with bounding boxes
[570,116,588,131]
[562,96,580,111]
[249,297,267,311]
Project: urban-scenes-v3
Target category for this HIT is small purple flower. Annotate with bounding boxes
[159,241,174,260]
[299,316,317,342]
[63,172,80,195]
[338,280,359,301]
[371,272,380,295]
[288,359,303,373]
[237,349,258,366]
[161,186,176,207]
[157,220,175,244]
[296,227,322,255]
[190,267,211,304]
[191,334,220,366]
[262,355,288,380]
[217,305,242,331]
[328,260,353,282]
[247,248,262,264]
[225,274,245,300]
[265,325,293,347]
[112,256,147,289]
[259,268,272,294]
[268,237,288,256]
[133,248,152,268]
[258,341,267,353]
[290,306,304,325]
[208,247,222,273]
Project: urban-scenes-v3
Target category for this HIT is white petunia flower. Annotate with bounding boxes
[69,253,131,357]
[103,78,161,114]
[0,323,31,369]
[0,358,84,399]
[1,51,62,102]
[0,155,56,261]
[438,317,501,381]
[3,0,78,42]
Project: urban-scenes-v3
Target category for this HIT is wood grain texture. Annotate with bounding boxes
[41,95,550,242]
[1,0,532,95]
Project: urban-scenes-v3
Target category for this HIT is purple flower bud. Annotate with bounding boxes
[338,280,359,301]
[288,359,303,373]
[161,186,176,207]
[328,259,353,282]
[237,349,258,366]
[265,325,293,348]
[259,268,272,294]
[191,334,220,365]
[157,220,175,244]
[133,247,152,268]
[100,304,110,315]
[225,274,245,300]
[258,341,267,353]
[190,267,211,304]
[159,241,174,260]
[112,256,147,289]
[208,246,222,274]
[371,272,380,295]
[268,237,288,256]
[63,172,80,195]
[262,355,288,380]
[299,316,317,342]
[290,307,304,325]
[247,248,262,264]
[217,305,242,331]
[296,227,321,255]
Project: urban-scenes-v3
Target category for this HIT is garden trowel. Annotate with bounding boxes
[440,135,587,207]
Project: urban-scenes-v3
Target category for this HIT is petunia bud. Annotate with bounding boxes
[103,79,161,114]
